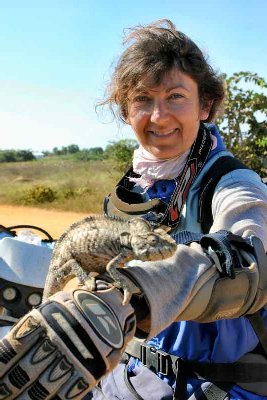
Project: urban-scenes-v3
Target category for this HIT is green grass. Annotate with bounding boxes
[0,157,122,213]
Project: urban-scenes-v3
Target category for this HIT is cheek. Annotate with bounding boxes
[128,109,148,129]
[171,102,199,120]
[180,105,207,124]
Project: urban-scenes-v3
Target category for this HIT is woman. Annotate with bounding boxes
[0,19,266,400]
[93,19,267,399]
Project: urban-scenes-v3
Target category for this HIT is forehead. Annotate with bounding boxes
[129,68,198,95]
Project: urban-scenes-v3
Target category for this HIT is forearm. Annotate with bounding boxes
[124,233,266,339]
[211,171,267,249]
[124,243,215,337]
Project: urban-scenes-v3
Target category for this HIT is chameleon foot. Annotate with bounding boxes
[113,274,141,306]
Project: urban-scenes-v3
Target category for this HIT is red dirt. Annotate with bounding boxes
[0,204,89,239]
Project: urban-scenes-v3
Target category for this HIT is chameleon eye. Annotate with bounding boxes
[147,234,158,245]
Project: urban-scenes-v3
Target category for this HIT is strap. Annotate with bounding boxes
[164,123,212,228]
[123,364,144,400]
[188,382,231,400]
[247,311,267,355]
[198,156,249,233]
[0,315,18,327]
[104,123,213,230]
[172,231,202,245]
[124,340,267,382]
[199,230,254,279]
[124,342,233,400]
[124,340,178,376]
[174,372,232,400]
[173,359,187,400]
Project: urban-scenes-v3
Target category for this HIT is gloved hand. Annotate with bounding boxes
[0,280,136,399]
[121,233,266,339]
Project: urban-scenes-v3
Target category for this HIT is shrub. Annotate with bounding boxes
[104,139,138,172]
[62,188,75,199]
[0,149,35,162]
[23,185,57,204]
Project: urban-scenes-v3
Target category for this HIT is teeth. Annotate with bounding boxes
[150,129,177,136]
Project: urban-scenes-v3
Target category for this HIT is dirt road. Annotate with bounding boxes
[0,204,89,239]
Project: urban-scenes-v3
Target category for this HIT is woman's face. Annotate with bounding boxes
[126,68,210,159]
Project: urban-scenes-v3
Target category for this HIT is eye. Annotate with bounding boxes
[133,95,151,103]
[148,234,158,245]
[169,93,184,100]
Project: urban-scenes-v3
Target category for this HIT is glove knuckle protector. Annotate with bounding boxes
[0,284,136,399]
[192,233,267,322]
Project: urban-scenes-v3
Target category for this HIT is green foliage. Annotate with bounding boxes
[0,149,35,162]
[61,186,91,199]
[23,185,57,204]
[52,144,80,155]
[217,71,267,176]
[0,158,121,213]
[67,144,80,154]
[74,147,104,161]
[105,139,138,172]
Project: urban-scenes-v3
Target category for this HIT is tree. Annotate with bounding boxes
[52,144,80,156]
[0,150,16,162]
[67,144,80,154]
[74,147,104,161]
[16,150,35,161]
[105,139,138,171]
[0,149,35,162]
[52,147,60,155]
[216,71,267,176]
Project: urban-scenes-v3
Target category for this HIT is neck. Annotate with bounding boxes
[131,146,190,189]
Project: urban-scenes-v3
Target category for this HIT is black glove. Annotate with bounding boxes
[0,280,136,399]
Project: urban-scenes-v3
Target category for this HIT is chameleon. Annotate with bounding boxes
[43,215,177,305]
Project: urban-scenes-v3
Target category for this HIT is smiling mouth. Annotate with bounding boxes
[147,128,179,137]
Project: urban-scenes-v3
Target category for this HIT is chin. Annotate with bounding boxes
[150,147,182,160]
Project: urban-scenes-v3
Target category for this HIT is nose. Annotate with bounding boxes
[150,99,170,124]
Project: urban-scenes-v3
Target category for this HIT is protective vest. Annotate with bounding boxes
[101,142,267,399]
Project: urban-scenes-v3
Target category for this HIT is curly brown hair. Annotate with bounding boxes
[98,19,225,123]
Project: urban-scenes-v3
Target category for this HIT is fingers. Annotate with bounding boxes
[0,285,136,399]
[0,315,44,377]
[55,371,91,399]
[0,313,92,400]
[0,313,63,399]
[8,356,73,400]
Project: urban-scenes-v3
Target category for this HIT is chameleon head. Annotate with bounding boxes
[125,217,177,261]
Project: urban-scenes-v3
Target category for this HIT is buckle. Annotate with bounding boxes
[173,356,186,376]
[140,344,171,376]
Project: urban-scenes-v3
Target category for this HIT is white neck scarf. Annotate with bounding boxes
[130,146,190,190]
[130,134,217,190]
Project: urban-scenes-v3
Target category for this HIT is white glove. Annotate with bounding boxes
[122,234,266,339]
[0,281,136,399]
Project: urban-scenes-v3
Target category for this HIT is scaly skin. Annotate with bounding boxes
[43,215,177,304]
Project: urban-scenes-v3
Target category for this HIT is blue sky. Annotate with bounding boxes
[1,0,266,151]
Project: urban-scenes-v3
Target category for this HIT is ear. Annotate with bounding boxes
[128,217,152,234]
[200,100,213,121]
